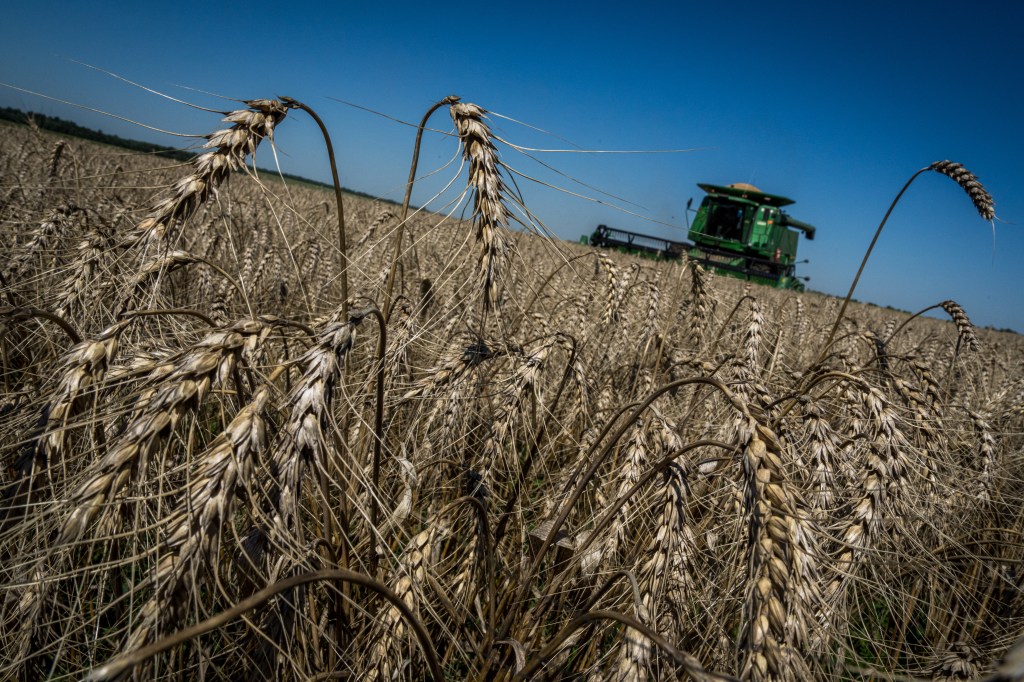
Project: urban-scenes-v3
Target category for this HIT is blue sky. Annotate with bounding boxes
[3,1,1022,331]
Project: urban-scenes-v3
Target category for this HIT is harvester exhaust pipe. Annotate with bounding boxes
[779,213,816,240]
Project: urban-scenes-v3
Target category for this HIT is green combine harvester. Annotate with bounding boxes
[585,183,816,290]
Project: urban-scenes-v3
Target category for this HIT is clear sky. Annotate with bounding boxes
[2,1,1022,331]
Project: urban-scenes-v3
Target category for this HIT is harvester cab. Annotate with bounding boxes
[584,182,816,290]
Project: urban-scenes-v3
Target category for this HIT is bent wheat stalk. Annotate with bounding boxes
[383,95,461,318]
[280,98,349,315]
[817,160,995,367]
[88,569,443,682]
[883,299,980,354]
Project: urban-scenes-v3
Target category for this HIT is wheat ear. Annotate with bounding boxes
[939,299,981,352]
[132,99,287,252]
[57,321,261,545]
[450,101,510,311]
[929,160,995,220]
[738,418,819,682]
[688,262,711,348]
[269,312,359,535]
[124,387,271,653]
[611,420,694,682]
[0,323,122,531]
[364,525,440,681]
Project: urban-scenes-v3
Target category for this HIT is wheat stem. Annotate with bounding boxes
[88,569,442,682]
[818,161,994,368]
[281,98,349,315]
[382,95,460,319]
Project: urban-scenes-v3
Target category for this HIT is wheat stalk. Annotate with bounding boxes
[737,417,819,682]
[611,419,694,682]
[688,262,711,348]
[363,525,441,680]
[817,159,997,368]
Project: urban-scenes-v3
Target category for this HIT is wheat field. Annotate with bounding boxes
[1,98,1022,681]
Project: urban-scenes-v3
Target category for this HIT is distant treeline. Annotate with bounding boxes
[1,106,195,162]
[0,106,397,203]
